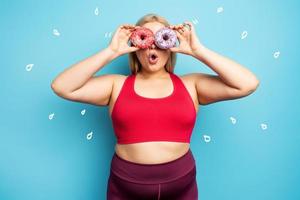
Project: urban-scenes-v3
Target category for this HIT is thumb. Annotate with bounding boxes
[128,46,139,52]
[169,47,180,53]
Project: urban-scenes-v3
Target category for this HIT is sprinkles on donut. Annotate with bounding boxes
[130,26,178,50]
[154,27,177,49]
[129,27,155,49]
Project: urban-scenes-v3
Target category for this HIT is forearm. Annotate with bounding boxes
[192,44,259,90]
[51,47,119,93]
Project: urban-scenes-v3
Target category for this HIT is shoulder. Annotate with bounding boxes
[112,74,130,84]
[94,73,125,81]
[93,74,129,90]
[176,72,211,92]
[175,72,198,93]
[176,72,201,85]
[110,74,132,91]
[177,72,211,86]
[177,72,206,80]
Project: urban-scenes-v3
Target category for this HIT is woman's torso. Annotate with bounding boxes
[108,73,199,164]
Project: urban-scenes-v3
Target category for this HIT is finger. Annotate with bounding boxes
[128,46,139,52]
[133,25,142,30]
[120,24,129,29]
[126,27,136,33]
[180,26,191,37]
[178,24,185,29]
[121,24,136,30]
[125,30,133,36]
[174,25,179,30]
[127,26,136,30]
[117,25,124,31]
[170,24,183,30]
[171,24,180,29]
[123,26,137,37]
[123,24,135,28]
[182,25,191,32]
[174,30,184,41]
[114,26,124,36]
[169,46,180,53]
[178,28,184,35]
[183,21,195,32]
[176,23,184,27]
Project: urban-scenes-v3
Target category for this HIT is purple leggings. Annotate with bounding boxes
[106,148,198,200]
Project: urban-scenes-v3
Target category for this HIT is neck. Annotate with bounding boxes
[138,69,169,79]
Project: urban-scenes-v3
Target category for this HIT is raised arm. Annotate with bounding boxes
[169,21,260,105]
[190,45,260,105]
[51,24,139,106]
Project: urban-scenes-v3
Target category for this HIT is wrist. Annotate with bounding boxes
[192,43,206,61]
[105,46,120,60]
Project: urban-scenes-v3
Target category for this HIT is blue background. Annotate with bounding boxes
[1,0,299,199]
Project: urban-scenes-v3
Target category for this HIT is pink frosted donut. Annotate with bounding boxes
[130,27,155,49]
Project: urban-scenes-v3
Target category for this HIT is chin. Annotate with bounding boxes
[141,65,161,72]
[150,66,162,71]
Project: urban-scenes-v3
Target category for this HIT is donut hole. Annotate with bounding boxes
[140,34,146,40]
[163,34,169,41]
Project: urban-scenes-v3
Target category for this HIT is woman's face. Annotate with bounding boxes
[135,21,171,72]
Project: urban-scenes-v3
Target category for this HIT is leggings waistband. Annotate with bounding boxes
[109,148,196,184]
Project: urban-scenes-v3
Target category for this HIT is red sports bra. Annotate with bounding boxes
[111,72,197,144]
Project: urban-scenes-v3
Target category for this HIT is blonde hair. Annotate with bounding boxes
[128,13,177,75]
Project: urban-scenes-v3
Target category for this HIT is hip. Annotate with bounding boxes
[109,147,196,184]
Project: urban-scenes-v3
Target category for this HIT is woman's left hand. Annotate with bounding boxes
[168,21,204,57]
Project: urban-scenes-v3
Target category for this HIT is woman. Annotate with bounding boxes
[51,13,259,200]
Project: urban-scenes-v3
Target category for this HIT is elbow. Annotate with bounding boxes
[51,81,64,96]
[51,81,58,92]
[51,82,56,90]
[243,78,260,95]
[51,81,75,99]
[251,78,260,91]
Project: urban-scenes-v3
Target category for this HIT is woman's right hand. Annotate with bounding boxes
[108,24,140,57]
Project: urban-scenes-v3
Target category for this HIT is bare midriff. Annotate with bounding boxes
[114,141,190,164]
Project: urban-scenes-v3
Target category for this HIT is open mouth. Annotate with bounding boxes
[148,52,158,64]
